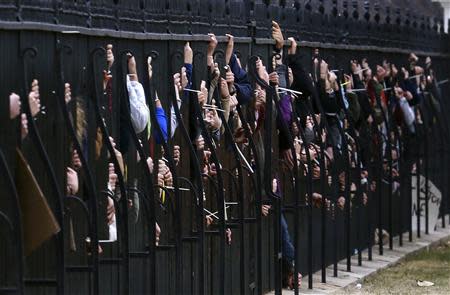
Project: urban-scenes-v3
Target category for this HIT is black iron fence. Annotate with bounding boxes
[1,1,450,295]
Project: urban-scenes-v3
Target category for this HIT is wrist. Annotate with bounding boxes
[274,40,283,50]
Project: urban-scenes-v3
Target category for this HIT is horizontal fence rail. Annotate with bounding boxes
[0,1,450,295]
[0,1,449,53]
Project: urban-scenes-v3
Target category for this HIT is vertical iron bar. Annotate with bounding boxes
[89,47,130,295]
[20,45,66,294]
[0,149,24,294]
[55,39,100,295]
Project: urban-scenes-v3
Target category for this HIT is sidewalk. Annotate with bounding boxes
[266,215,450,294]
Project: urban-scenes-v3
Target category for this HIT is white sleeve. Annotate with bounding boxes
[127,75,149,133]
[170,98,182,138]
[399,97,415,133]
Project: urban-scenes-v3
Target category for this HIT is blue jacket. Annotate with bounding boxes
[229,54,252,105]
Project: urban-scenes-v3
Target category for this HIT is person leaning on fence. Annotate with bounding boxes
[219,34,251,143]
[349,59,373,170]
[204,34,223,140]
[252,21,304,290]
[93,45,167,244]
[277,29,335,208]
[13,28,443,288]
[126,52,169,242]
[126,53,151,134]
[318,59,345,152]
[171,42,193,137]
[270,20,364,287]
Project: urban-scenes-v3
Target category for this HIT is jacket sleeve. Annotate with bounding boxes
[398,97,416,133]
[352,74,372,120]
[401,79,421,106]
[229,54,253,105]
[127,75,150,133]
[170,63,193,137]
[154,106,168,144]
[286,52,316,99]
[277,93,293,151]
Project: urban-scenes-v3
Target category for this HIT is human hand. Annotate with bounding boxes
[147,56,153,80]
[66,167,79,195]
[220,78,230,99]
[173,145,180,166]
[106,196,115,225]
[337,196,345,209]
[207,33,218,57]
[146,157,154,173]
[107,163,118,191]
[205,109,222,131]
[155,222,161,246]
[72,149,82,170]
[29,79,41,117]
[198,80,207,106]
[181,67,188,89]
[269,71,279,86]
[256,58,269,83]
[196,135,205,150]
[20,113,28,140]
[184,42,193,65]
[173,72,182,94]
[9,93,21,119]
[229,94,238,111]
[320,60,328,78]
[287,37,297,55]
[64,83,72,104]
[127,53,138,81]
[272,21,284,50]
[254,86,266,111]
[225,34,234,65]
[225,67,234,84]
[106,44,114,69]
[261,204,271,217]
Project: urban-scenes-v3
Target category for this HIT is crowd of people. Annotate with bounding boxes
[7,20,444,290]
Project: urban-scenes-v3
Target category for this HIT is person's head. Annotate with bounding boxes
[256,58,269,83]
[344,74,353,91]
[376,65,386,80]
[382,59,391,77]
[291,120,299,137]
[394,86,404,99]
[425,56,432,68]
[288,67,293,87]
[363,68,372,82]
[253,84,266,112]
[409,52,419,64]
[390,64,398,78]
[328,71,338,91]
[282,259,295,289]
